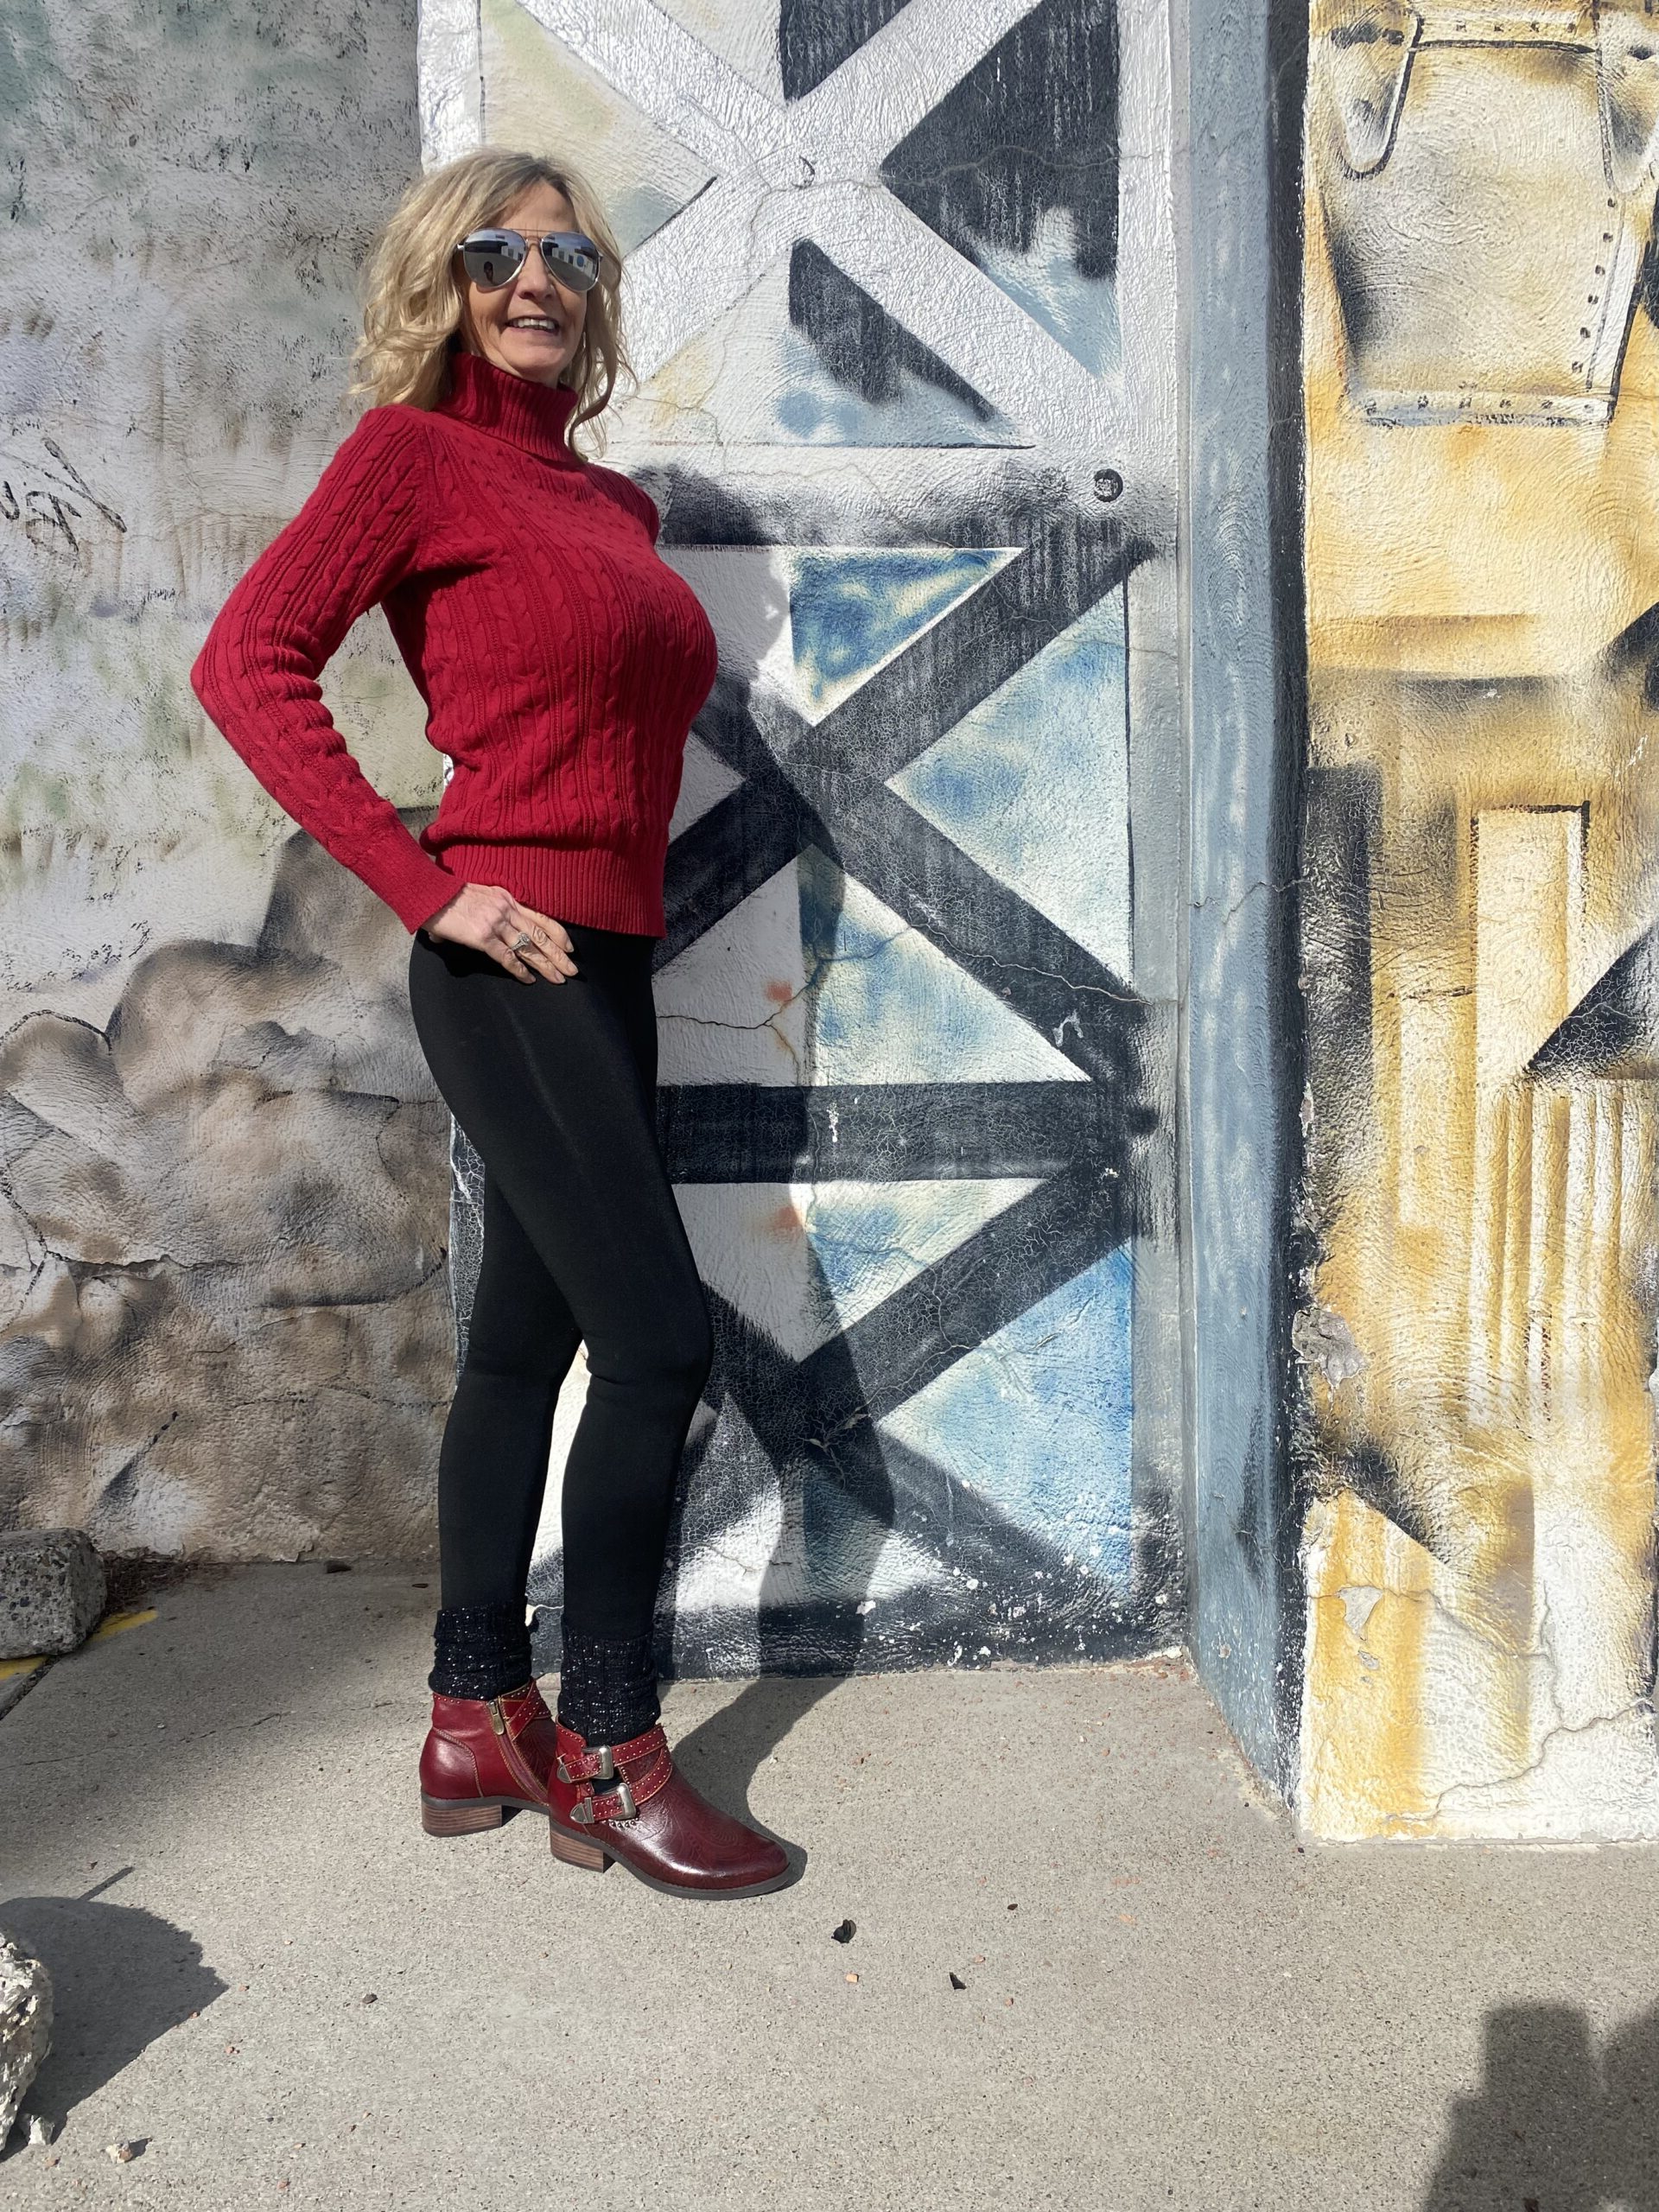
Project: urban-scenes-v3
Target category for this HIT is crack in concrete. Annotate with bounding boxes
[7,1710,294,1770]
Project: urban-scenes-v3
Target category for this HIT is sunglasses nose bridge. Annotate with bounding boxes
[458,232,601,295]
[512,251,555,298]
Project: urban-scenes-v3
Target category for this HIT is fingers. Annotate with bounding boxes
[520,907,578,977]
[423,885,581,983]
[496,902,578,985]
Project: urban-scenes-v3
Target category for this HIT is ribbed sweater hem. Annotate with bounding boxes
[424,837,666,938]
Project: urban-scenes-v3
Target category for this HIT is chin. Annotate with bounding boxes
[497,362,563,385]
[503,347,572,384]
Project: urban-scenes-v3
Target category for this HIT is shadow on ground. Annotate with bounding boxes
[668,1671,835,1848]
[0,1879,227,2152]
[1423,2001,1659,2210]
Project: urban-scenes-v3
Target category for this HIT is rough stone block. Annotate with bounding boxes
[0,1933,52,2146]
[0,1531,105,1659]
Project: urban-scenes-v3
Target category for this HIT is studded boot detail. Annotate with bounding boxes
[545,1718,793,1897]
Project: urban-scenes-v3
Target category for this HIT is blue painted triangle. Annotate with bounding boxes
[802,1178,1039,1333]
[797,848,1088,1085]
[787,547,1015,724]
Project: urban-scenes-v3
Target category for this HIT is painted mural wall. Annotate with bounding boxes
[420,0,1185,1674]
[1297,0,1659,1836]
[0,0,1183,1687]
[0,0,465,1560]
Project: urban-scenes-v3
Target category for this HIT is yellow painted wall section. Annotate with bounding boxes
[1299,1,1659,1839]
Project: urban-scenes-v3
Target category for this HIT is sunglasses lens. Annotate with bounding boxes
[540,233,602,292]
[459,231,525,289]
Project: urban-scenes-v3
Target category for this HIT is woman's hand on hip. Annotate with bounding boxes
[421,883,577,982]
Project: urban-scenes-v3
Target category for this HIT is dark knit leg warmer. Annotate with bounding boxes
[555,1624,661,1745]
[429,1602,533,1700]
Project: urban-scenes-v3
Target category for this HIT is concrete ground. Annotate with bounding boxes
[3,1567,1658,2210]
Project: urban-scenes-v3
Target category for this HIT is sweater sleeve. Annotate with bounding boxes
[189,405,461,935]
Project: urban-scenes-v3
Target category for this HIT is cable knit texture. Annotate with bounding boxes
[189,349,720,935]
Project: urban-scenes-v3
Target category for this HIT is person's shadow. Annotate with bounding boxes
[1422,2001,1659,2209]
[0,1877,227,2153]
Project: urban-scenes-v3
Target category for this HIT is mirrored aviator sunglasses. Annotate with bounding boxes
[454,228,604,294]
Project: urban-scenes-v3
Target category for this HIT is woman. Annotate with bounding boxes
[190,146,791,1899]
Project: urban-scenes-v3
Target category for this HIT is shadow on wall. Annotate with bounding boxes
[651,483,893,1686]
[0,1878,227,2149]
[0,828,455,1560]
[496,461,1160,1701]
[1422,2002,1659,2210]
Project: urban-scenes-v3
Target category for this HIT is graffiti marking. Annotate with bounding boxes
[0,435,126,564]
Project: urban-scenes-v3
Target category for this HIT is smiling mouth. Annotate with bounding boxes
[508,318,563,336]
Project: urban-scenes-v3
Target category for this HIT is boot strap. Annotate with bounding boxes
[558,1725,672,1824]
[556,1720,665,1783]
[486,1681,550,1743]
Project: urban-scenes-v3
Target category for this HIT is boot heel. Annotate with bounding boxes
[550,1825,611,1872]
[421,1796,505,1836]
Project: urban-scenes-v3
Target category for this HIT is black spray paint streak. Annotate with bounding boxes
[1268,0,1313,1772]
[779,0,912,101]
[0,436,127,563]
[1301,764,1379,1224]
[786,238,1000,425]
[880,0,1119,283]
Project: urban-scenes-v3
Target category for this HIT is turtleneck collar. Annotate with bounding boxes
[434,346,583,467]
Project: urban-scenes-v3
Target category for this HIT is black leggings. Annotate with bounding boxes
[406,921,712,1728]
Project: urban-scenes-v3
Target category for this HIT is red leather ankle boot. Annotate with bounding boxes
[546,1719,794,1897]
[418,1681,561,1834]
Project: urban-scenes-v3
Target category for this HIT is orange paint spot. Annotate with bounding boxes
[764,979,793,1006]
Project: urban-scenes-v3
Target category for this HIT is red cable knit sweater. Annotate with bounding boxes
[189,348,719,937]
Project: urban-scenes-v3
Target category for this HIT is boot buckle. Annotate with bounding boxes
[556,1742,615,1783]
[570,1774,637,1824]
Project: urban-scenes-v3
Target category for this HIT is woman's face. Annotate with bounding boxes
[455,182,590,388]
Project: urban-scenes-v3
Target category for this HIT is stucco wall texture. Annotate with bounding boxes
[0,0,464,1560]
[1296,2,1659,1839]
[9,0,1659,1841]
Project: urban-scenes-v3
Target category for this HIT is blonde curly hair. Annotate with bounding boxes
[348,146,628,454]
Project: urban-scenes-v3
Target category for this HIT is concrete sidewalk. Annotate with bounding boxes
[3,1565,1658,2210]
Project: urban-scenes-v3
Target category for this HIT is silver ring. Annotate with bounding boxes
[512,931,534,954]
